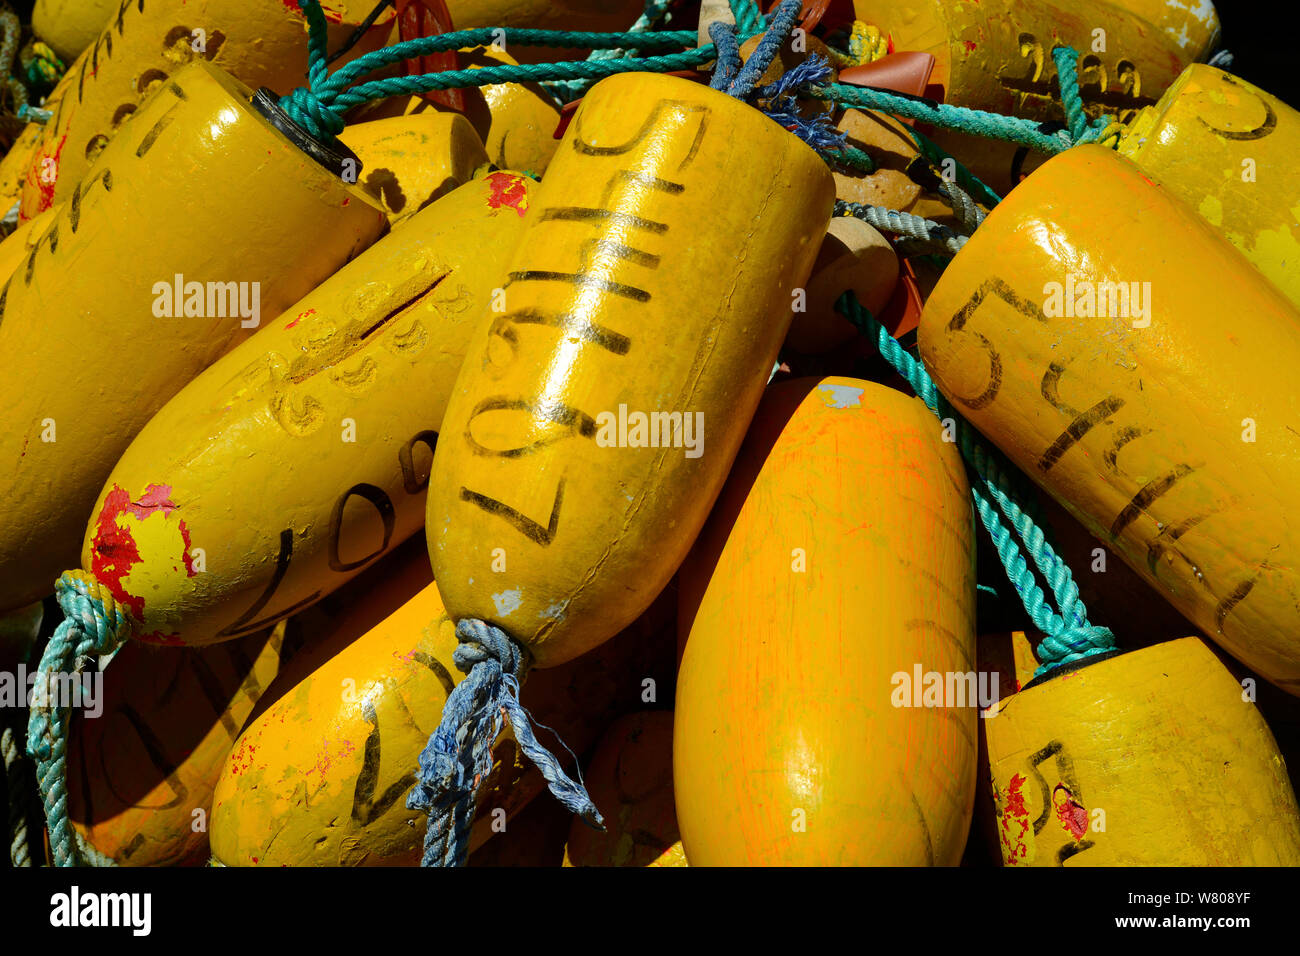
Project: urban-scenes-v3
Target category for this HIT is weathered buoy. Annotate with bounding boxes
[1117,64,1300,311]
[854,0,1211,124]
[209,576,675,865]
[66,624,286,866]
[429,71,834,667]
[562,711,685,867]
[31,0,118,62]
[986,637,1300,865]
[444,0,643,32]
[917,144,1300,694]
[338,112,490,228]
[19,0,394,220]
[77,170,531,647]
[675,377,978,865]
[0,59,385,618]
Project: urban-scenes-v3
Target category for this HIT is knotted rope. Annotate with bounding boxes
[408,619,601,867]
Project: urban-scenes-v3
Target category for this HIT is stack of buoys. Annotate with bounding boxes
[4,0,1300,872]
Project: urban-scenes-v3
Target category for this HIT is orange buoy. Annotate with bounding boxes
[676,377,978,865]
[917,144,1300,694]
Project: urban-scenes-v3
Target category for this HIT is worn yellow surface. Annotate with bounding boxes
[459,46,562,174]
[675,378,977,865]
[0,60,384,617]
[66,624,286,866]
[562,711,685,867]
[986,637,1300,865]
[209,577,675,866]
[1118,65,1300,311]
[19,0,393,219]
[0,123,44,216]
[1118,0,1220,61]
[786,214,897,354]
[0,205,59,286]
[32,0,119,61]
[78,172,530,646]
[339,113,489,228]
[429,72,834,668]
[918,146,1300,693]
[857,0,1200,124]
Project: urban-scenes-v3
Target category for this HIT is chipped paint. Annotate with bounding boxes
[485,172,530,217]
[997,772,1034,865]
[492,589,523,617]
[816,382,865,408]
[1053,783,1090,840]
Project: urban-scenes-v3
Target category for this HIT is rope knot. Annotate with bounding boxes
[1036,625,1117,674]
[407,618,601,866]
[279,86,346,143]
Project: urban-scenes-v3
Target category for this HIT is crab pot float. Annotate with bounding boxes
[675,377,978,865]
[1116,64,1300,312]
[19,0,394,221]
[428,71,835,668]
[338,112,491,228]
[0,59,384,620]
[77,170,532,648]
[918,144,1300,695]
[985,637,1300,865]
[853,0,1217,125]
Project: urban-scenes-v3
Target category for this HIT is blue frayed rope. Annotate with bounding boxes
[407,619,602,867]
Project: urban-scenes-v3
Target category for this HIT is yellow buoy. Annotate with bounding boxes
[339,112,490,228]
[209,576,676,866]
[428,71,834,668]
[0,59,384,618]
[855,0,1206,124]
[78,170,531,647]
[0,122,44,217]
[19,0,394,220]
[31,0,119,62]
[675,377,977,865]
[66,624,286,866]
[985,637,1300,865]
[562,711,685,867]
[833,109,963,228]
[0,205,59,286]
[1117,64,1300,311]
[917,145,1300,693]
[459,45,563,175]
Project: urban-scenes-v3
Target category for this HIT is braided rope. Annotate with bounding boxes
[836,199,968,257]
[27,572,130,866]
[3,725,31,866]
[408,620,601,867]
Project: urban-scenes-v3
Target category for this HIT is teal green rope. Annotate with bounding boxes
[836,292,1116,677]
[1051,46,1088,143]
[729,0,764,37]
[545,0,679,103]
[902,124,1002,208]
[26,574,130,866]
[281,0,716,141]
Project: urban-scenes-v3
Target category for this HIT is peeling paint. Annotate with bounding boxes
[816,383,865,409]
[493,589,523,617]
